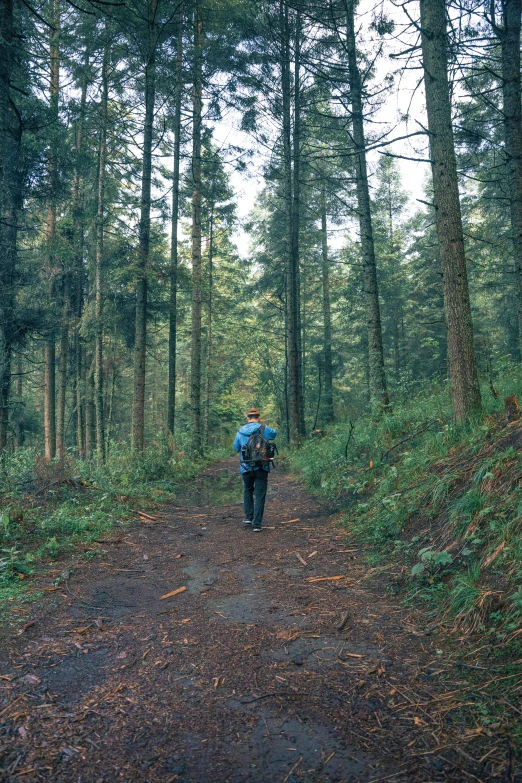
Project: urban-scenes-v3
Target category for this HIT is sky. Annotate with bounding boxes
[209,0,432,258]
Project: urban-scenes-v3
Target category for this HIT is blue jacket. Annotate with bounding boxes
[233,422,277,474]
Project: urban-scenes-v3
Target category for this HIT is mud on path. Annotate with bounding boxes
[0,460,492,782]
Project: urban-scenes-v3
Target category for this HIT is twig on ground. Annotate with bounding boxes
[241,691,308,704]
[282,756,303,783]
[337,611,350,631]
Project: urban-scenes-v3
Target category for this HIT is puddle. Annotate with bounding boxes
[174,469,277,507]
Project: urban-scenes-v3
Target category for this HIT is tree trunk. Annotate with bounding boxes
[281,0,301,445]
[133,0,158,451]
[0,0,19,455]
[44,340,56,460]
[344,0,390,414]
[56,280,69,459]
[44,0,60,459]
[106,343,116,456]
[495,0,522,358]
[190,0,204,454]
[168,3,183,445]
[393,310,401,383]
[94,41,110,461]
[13,355,23,450]
[293,9,305,437]
[72,50,89,459]
[420,0,481,420]
[204,206,214,449]
[320,184,334,422]
[85,357,95,457]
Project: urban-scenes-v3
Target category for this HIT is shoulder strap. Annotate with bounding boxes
[259,424,265,437]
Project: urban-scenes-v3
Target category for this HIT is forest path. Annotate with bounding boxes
[1,459,458,783]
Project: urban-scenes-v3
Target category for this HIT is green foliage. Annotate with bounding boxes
[1,512,9,536]
[411,547,453,578]
[291,368,522,635]
[0,444,216,590]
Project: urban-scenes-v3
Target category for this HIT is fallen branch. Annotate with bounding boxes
[344,421,355,459]
[160,586,186,600]
[381,419,445,461]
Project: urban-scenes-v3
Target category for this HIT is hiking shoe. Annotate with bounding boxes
[243,519,253,526]
[252,525,262,532]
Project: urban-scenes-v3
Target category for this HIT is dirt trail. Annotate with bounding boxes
[0,460,479,782]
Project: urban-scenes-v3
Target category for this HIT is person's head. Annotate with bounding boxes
[246,407,260,422]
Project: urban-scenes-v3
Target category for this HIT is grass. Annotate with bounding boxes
[0,443,225,614]
[291,370,522,635]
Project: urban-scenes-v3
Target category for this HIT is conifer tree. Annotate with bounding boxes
[420,0,481,420]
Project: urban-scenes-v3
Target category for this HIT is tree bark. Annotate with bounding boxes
[293,9,305,437]
[494,0,522,358]
[44,340,56,460]
[204,204,214,449]
[13,355,23,449]
[344,0,390,414]
[72,51,89,459]
[168,3,183,445]
[56,279,69,459]
[106,342,116,456]
[94,41,110,461]
[85,357,95,457]
[0,0,18,454]
[320,183,334,422]
[190,0,204,454]
[281,0,301,445]
[44,0,61,459]
[133,0,158,451]
[420,0,481,420]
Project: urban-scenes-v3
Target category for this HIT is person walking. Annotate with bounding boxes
[233,408,277,531]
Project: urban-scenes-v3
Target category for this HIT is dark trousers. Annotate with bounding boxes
[242,469,268,527]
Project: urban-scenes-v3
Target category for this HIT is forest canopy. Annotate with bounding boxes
[1,0,521,459]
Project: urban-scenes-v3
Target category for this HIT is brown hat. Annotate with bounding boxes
[246,408,260,417]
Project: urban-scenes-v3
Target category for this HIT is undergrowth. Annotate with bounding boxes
[0,444,222,606]
[291,370,522,637]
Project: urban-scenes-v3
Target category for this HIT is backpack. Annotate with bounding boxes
[241,424,278,468]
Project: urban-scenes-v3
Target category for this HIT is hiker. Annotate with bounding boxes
[233,408,277,531]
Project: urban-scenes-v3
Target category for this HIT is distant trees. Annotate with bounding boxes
[2,0,522,460]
